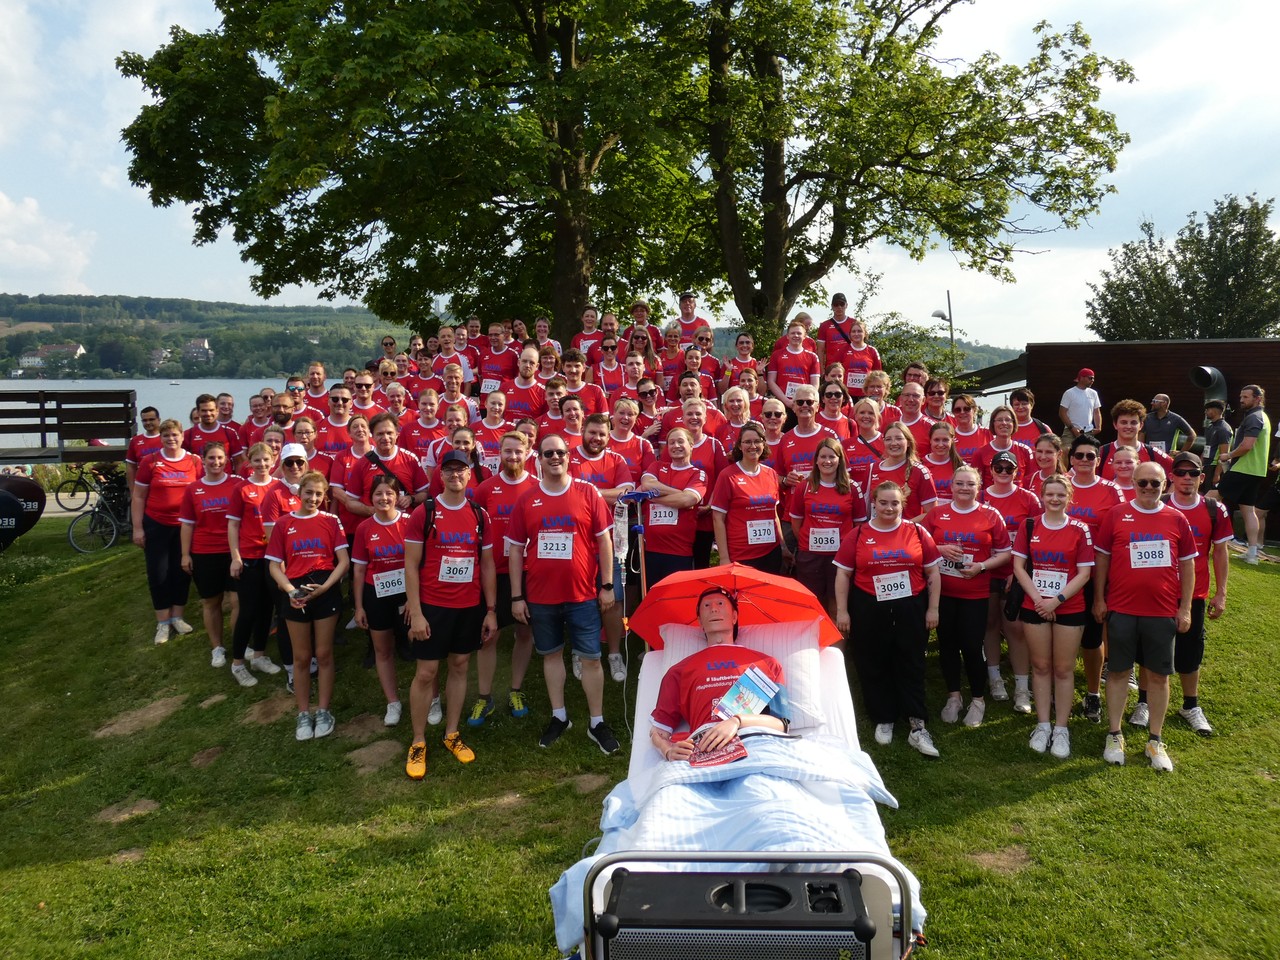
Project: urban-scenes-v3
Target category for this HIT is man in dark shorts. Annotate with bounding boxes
[1217,385,1270,564]
[403,452,498,779]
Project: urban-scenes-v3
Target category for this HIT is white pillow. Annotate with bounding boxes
[656,621,826,731]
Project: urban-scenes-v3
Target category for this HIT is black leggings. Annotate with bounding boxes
[738,545,783,575]
[936,594,989,697]
[143,515,190,611]
[845,588,928,724]
[693,529,715,569]
[231,559,292,664]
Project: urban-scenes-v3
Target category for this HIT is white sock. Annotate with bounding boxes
[1053,725,1069,733]
[590,715,604,727]
[988,665,1002,681]
[1037,721,1051,732]
[1014,674,1030,692]
[285,664,294,678]
[552,707,568,722]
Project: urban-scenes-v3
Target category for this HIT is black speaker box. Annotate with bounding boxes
[596,867,892,960]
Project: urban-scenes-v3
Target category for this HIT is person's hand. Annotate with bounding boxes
[1033,594,1059,618]
[229,558,243,579]
[938,543,965,562]
[512,599,529,625]
[959,560,983,579]
[397,494,414,511]
[836,610,851,635]
[354,607,368,630]
[925,607,939,631]
[1209,592,1226,620]
[663,738,695,763]
[1093,597,1108,624]
[1176,606,1192,634]
[598,586,615,611]
[481,611,499,644]
[180,554,193,574]
[132,529,145,548]
[696,717,742,752]
[409,612,431,641]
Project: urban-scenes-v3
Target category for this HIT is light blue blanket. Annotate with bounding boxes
[549,732,925,953]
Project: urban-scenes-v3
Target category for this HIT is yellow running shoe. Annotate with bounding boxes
[442,732,476,764]
[405,741,427,780]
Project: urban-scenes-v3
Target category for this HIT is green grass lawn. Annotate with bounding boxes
[2,518,1278,959]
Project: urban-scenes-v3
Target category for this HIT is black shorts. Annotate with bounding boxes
[363,587,408,632]
[412,603,484,660]
[1107,612,1176,676]
[1257,481,1280,512]
[1136,598,1206,674]
[1080,579,1103,650]
[494,574,517,630]
[191,552,232,599]
[1019,608,1089,627]
[281,570,343,623]
[1219,469,1268,508]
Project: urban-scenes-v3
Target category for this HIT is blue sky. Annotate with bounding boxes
[1,0,1277,348]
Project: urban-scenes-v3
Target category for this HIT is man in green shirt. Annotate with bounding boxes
[1218,384,1270,564]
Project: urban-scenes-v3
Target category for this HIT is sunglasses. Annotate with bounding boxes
[382,341,395,347]
[992,464,1016,474]
[540,449,568,460]
[287,385,305,392]
[1071,451,1097,461]
[793,398,816,406]
[638,389,657,398]
[330,397,351,404]
[354,383,373,389]
[283,458,306,467]
[953,406,972,412]
[927,390,947,397]
[1172,468,1202,477]
[1134,478,1163,489]
[601,344,618,351]
[761,411,784,419]
[696,337,712,343]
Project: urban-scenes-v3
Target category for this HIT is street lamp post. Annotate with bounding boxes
[931,290,956,372]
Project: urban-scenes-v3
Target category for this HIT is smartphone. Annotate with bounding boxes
[289,587,312,600]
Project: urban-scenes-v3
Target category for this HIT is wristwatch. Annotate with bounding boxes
[601,583,615,591]
[1056,593,1068,604]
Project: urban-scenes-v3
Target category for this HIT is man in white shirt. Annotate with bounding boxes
[1059,368,1102,440]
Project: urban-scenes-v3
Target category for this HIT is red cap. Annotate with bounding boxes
[1077,368,1095,379]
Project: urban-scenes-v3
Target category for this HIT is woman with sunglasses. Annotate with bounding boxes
[834,480,942,757]
[591,336,626,397]
[923,421,964,505]
[759,397,787,468]
[290,416,333,482]
[816,382,852,440]
[843,397,885,490]
[865,421,937,521]
[1065,432,1125,723]
[950,394,990,466]
[267,470,349,741]
[691,327,723,388]
[710,422,789,574]
[1011,474,1095,758]
[790,437,866,616]
[1023,433,1064,492]
[980,449,1042,709]
[922,464,1012,728]
[633,377,667,444]
[625,328,663,383]
[974,405,1033,487]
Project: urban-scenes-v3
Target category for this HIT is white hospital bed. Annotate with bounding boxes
[549,619,925,959]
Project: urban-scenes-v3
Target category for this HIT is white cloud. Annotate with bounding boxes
[0,0,42,147]
[0,191,96,293]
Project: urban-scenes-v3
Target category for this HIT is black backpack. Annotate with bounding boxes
[417,496,487,570]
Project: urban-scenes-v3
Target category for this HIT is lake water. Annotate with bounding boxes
[1,378,284,447]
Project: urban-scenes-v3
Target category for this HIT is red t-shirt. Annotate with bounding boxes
[982,485,1044,539]
[651,644,786,733]
[921,455,957,503]
[473,471,539,575]
[768,347,821,398]
[178,475,242,554]
[920,502,1013,600]
[227,477,285,560]
[184,423,244,460]
[476,348,520,394]
[898,414,936,454]
[709,463,783,561]
[833,519,941,598]
[864,460,937,519]
[1066,476,1126,535]
[607,433,656,485]
[1012,516,1095,614]
[953,427,992,467]
[842,433,883,490]
[432,350,474,383]
[535,413,567,442]
[775,425,840,482]
[259,483,302,531]
[973,440,1034,487]
[500,378,548,420]
[239,418,274,451]
[640,462,707,556]
[135,451,203,525]
[572,330,605,358]
[399,417,448,464]
[592,361,626,396]
[788,480,866,554]
[1012,418,1051,449]
[838,343,882,397]
[339,448,429,504]
[1165,495,1233,600]
[506,480,612,604]
[350,512,411,586]
[569,447,634,491]
[314,418,354,456]
[298,391,330,422]
[564,382,608,417]
[1094,502,1197,617]
[264,510,348,579]
[405,498,495,608]
[815,413,852,443]
[473,420,514,473]
[126,433,163,467]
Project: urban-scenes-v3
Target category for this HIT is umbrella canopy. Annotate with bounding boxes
[628,563,842,649]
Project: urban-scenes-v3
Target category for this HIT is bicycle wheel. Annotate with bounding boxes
[68,508,118,553]
[55,477,92,512]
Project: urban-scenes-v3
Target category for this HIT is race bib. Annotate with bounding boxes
[483,455,500,474]
[1149,440,1167,455]
[872,570,912,601]
[1129,539,1172,569]
[1033,570,1067,597]
[808,527,839,552]
[480,378,501,396]
[784,381,800,400]
[440,554,475,583]
[745,519,776,546]
[649,504,678,526]
[537,531,574,560]
[372,567,406,598]
[940,552,975,578]
[846,371,866,390]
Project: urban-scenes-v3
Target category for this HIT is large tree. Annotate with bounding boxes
[1086,194,1280,341]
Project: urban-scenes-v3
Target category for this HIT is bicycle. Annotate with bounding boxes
[54,464,97,511]
[67,468,132,554]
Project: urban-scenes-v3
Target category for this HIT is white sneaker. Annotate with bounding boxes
[384,701,402,727]
[1145,739,1173,771]
[1128,702,1150,727]
[313,708,336,739]
[571,652,583,680]
[608,653,627,682]
[963,699,986,728]
[940,696,962,724]
[988,674,1009,701]
[1049,727,1071,759]
[1013,689,1032,714]
[1128,669,1139,690]
[153,622,170,645]
[1179,705,1214,737]
[908,727,940,758]
[295,712,314,741]
[211,646,227,668]
[874,723,894,745]
[230,663,258,687]
[249,654,282,675]
[427,697,443,726]
[346,616,359,630]
[1103,732,1126,765]
[170,618,194,635]
[309,656,318,675]
[1029,725,1051,754]
[1244,545,1260,565]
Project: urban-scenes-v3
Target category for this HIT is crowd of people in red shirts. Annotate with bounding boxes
[124,292,1241,776]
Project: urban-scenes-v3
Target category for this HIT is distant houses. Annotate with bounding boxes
[182,338,214,362]
[17,343,86,368]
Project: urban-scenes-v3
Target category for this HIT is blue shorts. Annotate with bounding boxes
[528,600,602,658]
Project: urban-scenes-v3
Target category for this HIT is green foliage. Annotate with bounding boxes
[1086,193,1280,341]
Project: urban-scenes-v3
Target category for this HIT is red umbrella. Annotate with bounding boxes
[628,562,843,649]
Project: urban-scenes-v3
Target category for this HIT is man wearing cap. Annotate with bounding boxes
[816,294,882,398]
[672,291,711,346]
[1127,451,1230,737]
[1142,394,1197,455]
[1201,400,1232,496]
[1059,369,1102,441]
[403,450,499,776]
